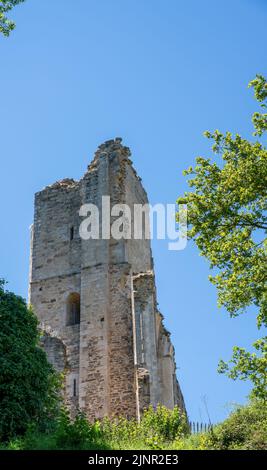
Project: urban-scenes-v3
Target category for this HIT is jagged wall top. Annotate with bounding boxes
[41,137,143,194]
[87,137,131,172]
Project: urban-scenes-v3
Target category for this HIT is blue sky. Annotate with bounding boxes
[0,0,266,423]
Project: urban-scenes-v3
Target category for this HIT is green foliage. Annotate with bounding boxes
[0,0,25,36]
[100,405,189,450]
[100,415,140,448]
[171,432,211,450]
[32,405,188,450]
[172,400,267,450]
[249,74,267,136]
[209,400,267,450]
[0,280,61,440]
[54,409,104,449]
[0,401,266,450]
[218,338,267,401]
[177,76,267,399]
[140,405,189,442]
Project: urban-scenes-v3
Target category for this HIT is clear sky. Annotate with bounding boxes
[0,0,266,423]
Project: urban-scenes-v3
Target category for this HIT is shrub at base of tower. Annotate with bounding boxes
[207,400,267,450]
[99,405,189,450]
[0,400,266,449]
[19,405,189,450]
[0,279,61,441]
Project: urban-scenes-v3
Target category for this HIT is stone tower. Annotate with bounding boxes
[29,139,186,420]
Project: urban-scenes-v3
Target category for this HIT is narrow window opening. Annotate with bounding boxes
[73,379,77,397]
[70,226,74,240]
[66,293,80,326]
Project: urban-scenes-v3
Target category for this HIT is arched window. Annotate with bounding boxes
[66,293,80,326]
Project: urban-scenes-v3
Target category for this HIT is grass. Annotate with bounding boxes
[0,432,208,451]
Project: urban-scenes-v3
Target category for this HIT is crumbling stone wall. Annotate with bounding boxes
[29,138,186,421]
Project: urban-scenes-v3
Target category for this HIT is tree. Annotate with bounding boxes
[0,279,60,440]
[177,75,267,400]
[0,0,25,36]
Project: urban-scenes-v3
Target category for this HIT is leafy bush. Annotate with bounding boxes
[140,405,189,442]
[55,410,92,448]
[99,405,189,449]
[171,433,211,450]
[0,401,266,450]
[52,409,108,450]
[0,280,61,441]
[209,400,267,450]
[100,415,139,447]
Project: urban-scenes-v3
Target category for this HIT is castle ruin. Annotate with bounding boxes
[29,138,186,420]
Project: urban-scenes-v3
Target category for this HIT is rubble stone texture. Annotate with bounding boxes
[29,139,186,420]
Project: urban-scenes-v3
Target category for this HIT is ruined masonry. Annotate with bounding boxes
[29,138,186,420]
